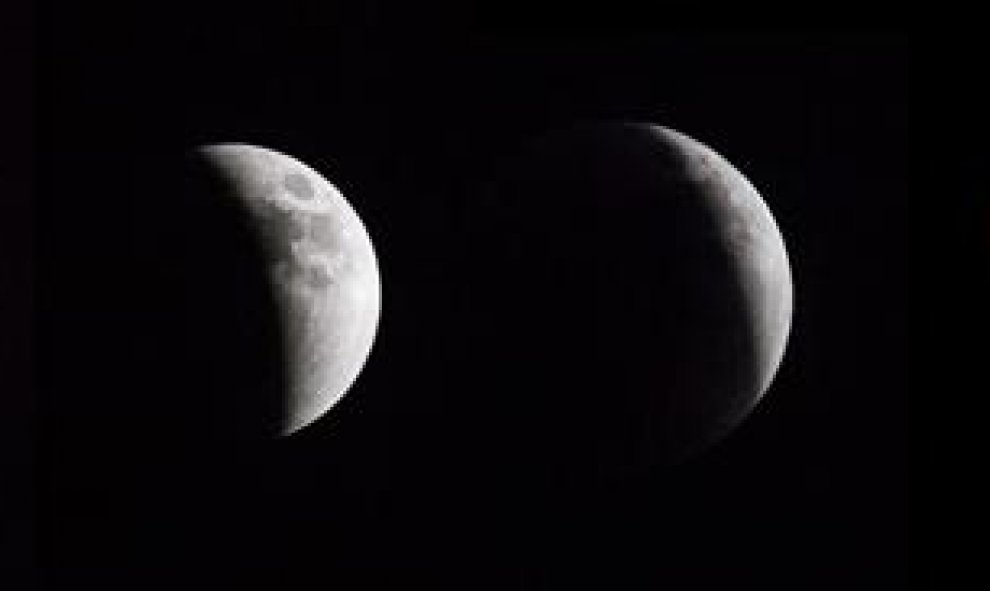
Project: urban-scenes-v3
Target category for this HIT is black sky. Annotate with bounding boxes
[36,4,908,589]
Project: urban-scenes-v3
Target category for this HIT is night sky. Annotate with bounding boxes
[35,4,908,589]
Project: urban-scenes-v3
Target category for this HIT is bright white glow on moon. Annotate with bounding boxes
[197,144,382,435]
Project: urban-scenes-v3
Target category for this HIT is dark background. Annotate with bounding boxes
[35,3,908,589]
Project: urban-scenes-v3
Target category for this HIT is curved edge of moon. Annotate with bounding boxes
[195,143,383,436]
[649,125,794,409]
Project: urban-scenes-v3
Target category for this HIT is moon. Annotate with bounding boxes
[654,125,793,411]
[193,144,382,436]
[466,122,793,472]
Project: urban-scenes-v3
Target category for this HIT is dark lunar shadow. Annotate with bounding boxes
[453,123,760,490]
[42,142,290,586]
[47,144,287,451]
[171,151,290,441]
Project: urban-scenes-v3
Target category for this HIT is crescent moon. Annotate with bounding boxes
[194,144,382,435]
[465,121,794,470]
[651,125,793,410]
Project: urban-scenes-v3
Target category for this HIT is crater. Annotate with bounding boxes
[284,172,315,201]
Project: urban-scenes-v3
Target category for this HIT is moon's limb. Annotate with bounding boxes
[195,144,382,435]
[649,126,793,407]
[465,121,794,471]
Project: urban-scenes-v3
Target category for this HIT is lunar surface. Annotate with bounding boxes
[653,125,793,408]
[466,122,793,472]
[195,144,381,435]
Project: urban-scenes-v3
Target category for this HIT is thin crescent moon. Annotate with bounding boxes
[651,124,793,410]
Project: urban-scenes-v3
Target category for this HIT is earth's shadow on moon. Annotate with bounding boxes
[45,144,298,582]
[111,149,292,455]
[448,122,771,488]
[172,153,291,441]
